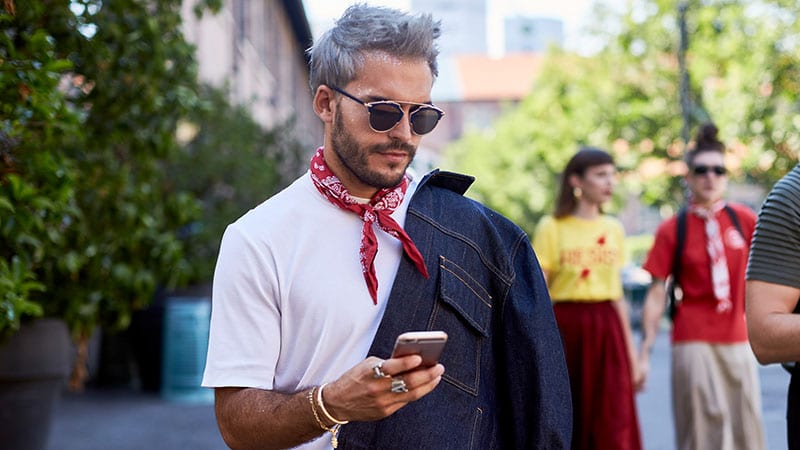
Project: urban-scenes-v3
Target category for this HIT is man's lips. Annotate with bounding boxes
[373,148,411,161]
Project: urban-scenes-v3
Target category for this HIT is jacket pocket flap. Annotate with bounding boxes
[439,257,492,337]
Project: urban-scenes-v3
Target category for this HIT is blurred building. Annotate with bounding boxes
[504,16,564,53]
[398,1,562,171]
[423,53,545,157]
[411,0,488,57]
[180,0,322,151]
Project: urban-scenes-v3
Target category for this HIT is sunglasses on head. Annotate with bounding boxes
[331,86,444,135]
[692,165,726,176]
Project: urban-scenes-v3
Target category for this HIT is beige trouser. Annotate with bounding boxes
[671,342,766,450]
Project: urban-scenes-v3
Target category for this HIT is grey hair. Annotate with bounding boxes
[307,4,441,94]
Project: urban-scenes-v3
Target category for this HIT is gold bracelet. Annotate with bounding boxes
[317,383,350,425]
[308,386,342,449]
[308,387,331,431]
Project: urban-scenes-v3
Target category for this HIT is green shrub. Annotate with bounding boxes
[167,84,305,284]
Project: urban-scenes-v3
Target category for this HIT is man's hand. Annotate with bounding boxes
[322,355,445,422]
[214,355,444,450]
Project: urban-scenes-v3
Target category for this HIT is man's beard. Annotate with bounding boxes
[331,110,417,190]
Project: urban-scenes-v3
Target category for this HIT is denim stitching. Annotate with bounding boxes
[440,257,493,307]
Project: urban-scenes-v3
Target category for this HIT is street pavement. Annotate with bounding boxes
[47,329,791,450]
[635,328,790,450]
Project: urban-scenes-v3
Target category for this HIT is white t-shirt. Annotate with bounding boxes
[202,171,417,441]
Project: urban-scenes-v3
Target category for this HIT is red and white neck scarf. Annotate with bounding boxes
[309,147,429,304]
[690,201,732,313]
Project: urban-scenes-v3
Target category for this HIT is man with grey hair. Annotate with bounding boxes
[202,4,571,449]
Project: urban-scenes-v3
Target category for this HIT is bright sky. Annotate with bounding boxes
[302,0,622,54]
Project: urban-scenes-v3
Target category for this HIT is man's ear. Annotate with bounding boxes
[313,85,335,125]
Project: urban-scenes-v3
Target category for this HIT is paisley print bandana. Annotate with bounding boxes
[690,201,732,313]
[309,147,429,304]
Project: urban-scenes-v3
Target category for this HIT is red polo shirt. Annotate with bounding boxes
[642,202,756,343]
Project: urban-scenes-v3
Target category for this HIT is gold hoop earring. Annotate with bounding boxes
[573,187,582,199]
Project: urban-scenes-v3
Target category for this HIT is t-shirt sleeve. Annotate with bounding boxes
[532,216,558,273]
[642,218,675,280]
[202,222,281,389]
[746,173,800,288]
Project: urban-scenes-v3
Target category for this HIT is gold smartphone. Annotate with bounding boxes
[391,331,448,367]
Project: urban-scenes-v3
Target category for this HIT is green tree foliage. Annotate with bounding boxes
[443,0,800,235]
[52,0,203,338]
[606,0,800,187]
[1,3,82,341]
[166,84,304,284]
[1,0,203,354]
[2,0,305,360]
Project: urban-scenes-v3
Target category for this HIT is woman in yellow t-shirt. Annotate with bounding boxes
[533,147,642,450]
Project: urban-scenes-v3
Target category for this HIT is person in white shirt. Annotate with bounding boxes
[202,5,572,449]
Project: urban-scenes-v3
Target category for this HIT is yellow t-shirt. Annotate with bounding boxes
[532,215,626,302]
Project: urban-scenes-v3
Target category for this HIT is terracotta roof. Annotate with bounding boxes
[454,52,544,101]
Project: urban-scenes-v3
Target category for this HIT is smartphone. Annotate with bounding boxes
[391,331,448,367]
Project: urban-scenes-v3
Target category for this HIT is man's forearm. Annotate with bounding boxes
[746,280,800,364]
[215,387,324,450]
[211,356,445,450]
[751,314,800,363]
[639,280,666,356]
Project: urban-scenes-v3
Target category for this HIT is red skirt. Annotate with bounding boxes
[553,301,642,450]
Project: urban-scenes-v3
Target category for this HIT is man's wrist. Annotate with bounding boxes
[639,332,654,355]
[308,387,334,431]
[318,383,349,426]
[308,385,345,449]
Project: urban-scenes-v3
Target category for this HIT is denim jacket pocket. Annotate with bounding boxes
[434,256,492,395]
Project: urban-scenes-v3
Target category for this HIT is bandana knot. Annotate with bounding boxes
[309,147,429,304]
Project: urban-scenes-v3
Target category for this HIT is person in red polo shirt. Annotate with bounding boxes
[638,123,765,450]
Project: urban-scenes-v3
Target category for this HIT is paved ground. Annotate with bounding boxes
[635,329,790,450]
[48,387,225,450]
[47,329,791,450]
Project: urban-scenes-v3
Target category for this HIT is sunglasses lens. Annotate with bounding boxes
[410,107,443,135]
[367,103,403,132]
[693,165,726,175]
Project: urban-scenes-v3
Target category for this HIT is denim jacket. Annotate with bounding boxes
[338,170,572,449]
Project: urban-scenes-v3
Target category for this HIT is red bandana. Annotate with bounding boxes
[309,147,429,304]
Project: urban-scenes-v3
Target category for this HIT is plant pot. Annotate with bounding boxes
[0,318,71,450]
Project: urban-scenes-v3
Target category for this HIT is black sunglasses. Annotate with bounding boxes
[692,165,727,176]
[331,86,444,135]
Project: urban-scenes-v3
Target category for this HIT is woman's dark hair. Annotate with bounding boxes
[685,122,725,167]
[554,147,615,218]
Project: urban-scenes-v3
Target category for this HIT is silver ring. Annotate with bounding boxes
[390,376,408,393]
[372,361,388,379]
